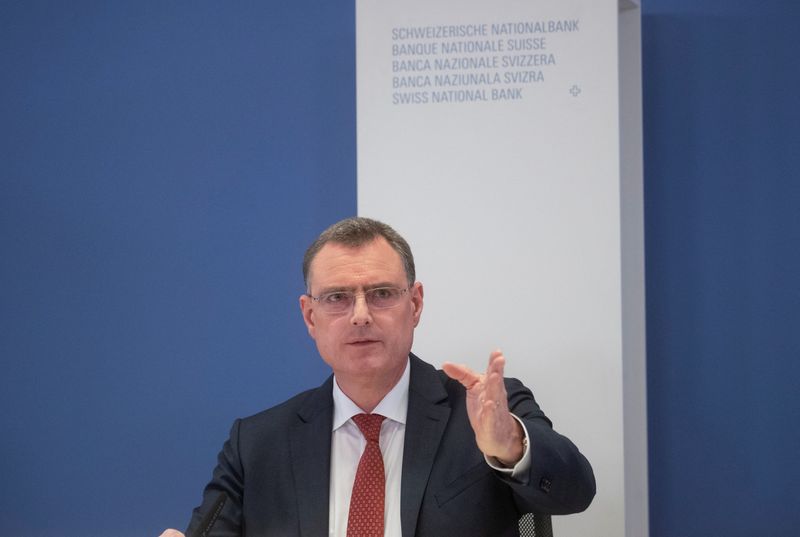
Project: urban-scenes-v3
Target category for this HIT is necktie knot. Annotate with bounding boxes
[352,413,385,443]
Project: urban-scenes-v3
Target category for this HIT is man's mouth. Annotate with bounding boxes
[348,339,380,346]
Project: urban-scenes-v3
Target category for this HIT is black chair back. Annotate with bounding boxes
[518,513,553,537]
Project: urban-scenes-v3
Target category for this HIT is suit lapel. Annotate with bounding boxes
[289,376,334,537]
[400,355,451,537]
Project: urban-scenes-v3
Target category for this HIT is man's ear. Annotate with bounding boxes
[299,294,316,338]
[410,282,424,327]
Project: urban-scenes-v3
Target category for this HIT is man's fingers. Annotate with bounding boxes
[484,351,508,403]
[442,361,481,389]
[443,351,507,393]
[488,349,506,374]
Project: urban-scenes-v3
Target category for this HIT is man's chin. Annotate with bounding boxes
[342,347,391,371]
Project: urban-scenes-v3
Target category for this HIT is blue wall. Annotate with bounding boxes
[643,1,799,536]
[1,3,355,536]
[1,1,797,536]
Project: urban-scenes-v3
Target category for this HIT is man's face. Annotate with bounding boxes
[299,237,423,388]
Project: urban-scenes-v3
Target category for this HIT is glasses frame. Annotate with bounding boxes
[307,286,410,314]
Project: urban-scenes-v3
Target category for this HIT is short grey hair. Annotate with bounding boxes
[302,217,415,290]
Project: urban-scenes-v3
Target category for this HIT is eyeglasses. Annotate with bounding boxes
[308,287,409,314]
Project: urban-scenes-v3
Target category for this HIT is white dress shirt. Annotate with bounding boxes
[328,359,531,537]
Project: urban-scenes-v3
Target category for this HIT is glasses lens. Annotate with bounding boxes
[367,287,402,309]
[320,292,353,313]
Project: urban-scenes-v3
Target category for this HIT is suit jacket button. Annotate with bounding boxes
[539,477,552,493]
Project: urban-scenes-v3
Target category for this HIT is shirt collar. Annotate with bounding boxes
[331,358,410,431]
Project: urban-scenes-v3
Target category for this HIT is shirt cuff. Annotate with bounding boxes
[484,413,531,482]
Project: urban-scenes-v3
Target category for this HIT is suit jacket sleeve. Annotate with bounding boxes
[185,418,245,537]
[501,377,596,515]
[406,360,594,536]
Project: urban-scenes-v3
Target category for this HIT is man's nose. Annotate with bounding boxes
[350,294,372,325]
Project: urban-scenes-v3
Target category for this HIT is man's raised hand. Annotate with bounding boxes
[442,350,524,466]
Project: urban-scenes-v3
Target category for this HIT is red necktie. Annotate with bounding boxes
[347,413,386,537]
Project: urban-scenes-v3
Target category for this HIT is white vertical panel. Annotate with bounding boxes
[619,1,648,536]
[357,1,644,535]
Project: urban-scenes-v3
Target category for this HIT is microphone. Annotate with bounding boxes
[189,491,228,537]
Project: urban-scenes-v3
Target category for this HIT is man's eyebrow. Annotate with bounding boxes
[364,281,401,290]
[315,285,354,295]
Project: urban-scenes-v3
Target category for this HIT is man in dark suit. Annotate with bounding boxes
[159,217,594,537]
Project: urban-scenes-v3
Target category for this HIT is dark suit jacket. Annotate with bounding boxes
[186,354,595,537]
